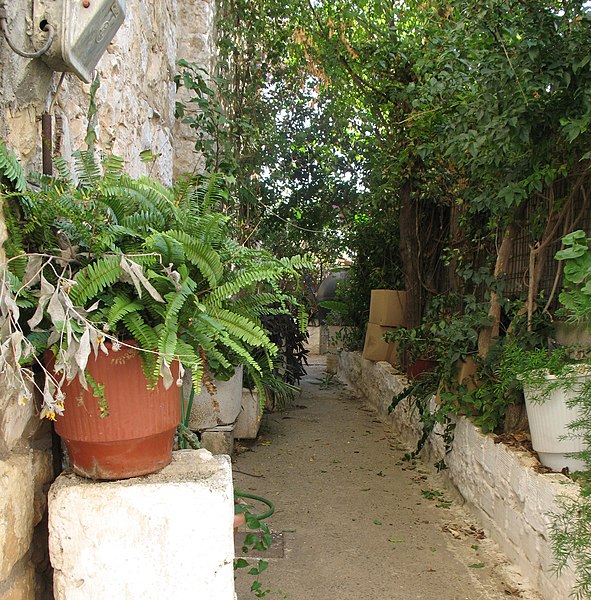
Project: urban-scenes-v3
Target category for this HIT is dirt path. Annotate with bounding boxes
[233,357,542,600]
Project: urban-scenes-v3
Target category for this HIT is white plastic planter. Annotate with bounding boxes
[184,366,244,431]
[523,371,589,472]
[233,389,262,439]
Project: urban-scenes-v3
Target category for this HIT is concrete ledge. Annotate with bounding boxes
[48,449,235,599]
[339,351,578,600]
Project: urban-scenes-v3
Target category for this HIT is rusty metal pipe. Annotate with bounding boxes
[41,112,52,176]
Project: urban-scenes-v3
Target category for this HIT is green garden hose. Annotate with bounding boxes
[234,489,275,521]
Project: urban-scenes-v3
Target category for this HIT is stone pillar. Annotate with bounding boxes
[319,324,330,354]
[48,449,235,599]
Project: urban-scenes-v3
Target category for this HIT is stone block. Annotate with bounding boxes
[201,425,235,455]
[0,563,35,600]
[49,450,235,600]
[0,454,34,581]
[0,380,36,453]
[305,326,321,355]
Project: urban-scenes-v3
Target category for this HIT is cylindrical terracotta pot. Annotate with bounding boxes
[406,358,438,380]
[51,344,181,480]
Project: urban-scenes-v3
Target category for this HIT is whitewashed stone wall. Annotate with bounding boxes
[0,1,216,597]
[338,351,578,600]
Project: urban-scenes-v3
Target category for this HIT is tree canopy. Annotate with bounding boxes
[186,0,591,335]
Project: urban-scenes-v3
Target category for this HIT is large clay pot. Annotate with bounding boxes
[51,344,181,480]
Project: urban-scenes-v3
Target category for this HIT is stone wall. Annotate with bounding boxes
[338,351,578,600]
[0,0,179,182]
[173,0,217,178]
[0,0,216,597]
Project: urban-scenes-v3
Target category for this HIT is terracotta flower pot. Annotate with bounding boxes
[50,344,181,480]
[406,358,438,380]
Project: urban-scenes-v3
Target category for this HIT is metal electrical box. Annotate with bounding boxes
[33,0,126,82]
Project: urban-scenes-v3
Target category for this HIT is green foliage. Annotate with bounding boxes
[234,491,274,598]
[0,139,26,192]
[211,2,591,595]
[0,135,310,418]
[556,230,591,324]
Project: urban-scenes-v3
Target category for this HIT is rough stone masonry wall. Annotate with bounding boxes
[173,0,217,178]
[338,351,579,600]
[0,0,178,182]
[0,1,215,597]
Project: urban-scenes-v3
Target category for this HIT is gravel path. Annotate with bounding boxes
[233,356,542,600]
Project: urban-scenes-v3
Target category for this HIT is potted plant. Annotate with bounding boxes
[0,143,308,479]
[505,343,589,472]
[502,230,591,473]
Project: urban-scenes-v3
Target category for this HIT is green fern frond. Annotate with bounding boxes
[191,212,229,244]
[114,177,174,228]
[152,278,197,363]
[215,333,264,374]
[121,211,166,233]
[52,156,73,181]
[166,230,223,287]
[100,185,131,224]
[183,322,232,370]
[205,267,283,308]
[145,233,185,267]
[174,338,202,370]
[157,326,179,365]
[2,195,25,258]
[206,307,277,353]
[121,311,159,352]
[190,362,204,394]
[130,176,178,223]
[0,139,26,192]
[164,279,197,328]
[69,256,123,306]
[192,172,228,215]
[231,293,283,317]
[297,303,309,333]
[6,254,28,280]
[107,294,145,327]
[73,149,102,186]
[101,153,125,185]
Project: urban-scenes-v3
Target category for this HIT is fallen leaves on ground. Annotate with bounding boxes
[493,432,532,453]
[442,523,485,540]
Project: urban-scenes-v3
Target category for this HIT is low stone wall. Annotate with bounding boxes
[338,351,578,600]
[0,437,54,598]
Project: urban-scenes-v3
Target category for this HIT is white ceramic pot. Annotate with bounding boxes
[184,366,244,431]
[233,388,262,440]
[523,371,589,472]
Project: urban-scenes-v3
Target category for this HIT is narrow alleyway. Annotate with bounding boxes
[233,356,543,600]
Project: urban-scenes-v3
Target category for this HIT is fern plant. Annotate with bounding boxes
[0,141,310,420]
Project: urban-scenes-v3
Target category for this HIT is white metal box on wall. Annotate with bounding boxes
[33,0,125,82]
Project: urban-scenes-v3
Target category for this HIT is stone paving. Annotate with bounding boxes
[233,356,542,600]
